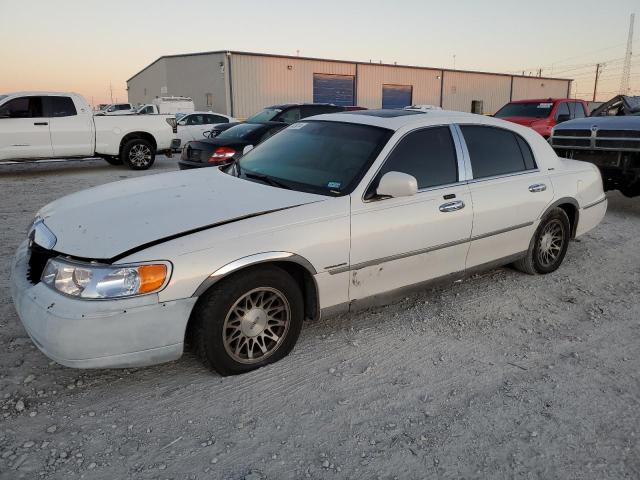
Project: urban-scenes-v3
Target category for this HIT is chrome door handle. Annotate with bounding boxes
[439,200,465,212]
[529,183,547,193]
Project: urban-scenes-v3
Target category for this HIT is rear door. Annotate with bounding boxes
[459,124,553,269]
[0,96,52,160]
[46,96,93,157]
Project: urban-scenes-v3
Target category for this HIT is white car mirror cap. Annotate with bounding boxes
[376,171,418,198]
[178,120,186,126]
[243,144,254,155]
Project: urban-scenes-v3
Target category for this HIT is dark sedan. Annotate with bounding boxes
[179,122,286,170]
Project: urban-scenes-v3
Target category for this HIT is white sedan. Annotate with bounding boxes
[175,111,237,144]
[11,109,606,375]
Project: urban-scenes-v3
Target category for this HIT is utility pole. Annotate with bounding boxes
[109,82,114,103]
[593,63,601,102]
[453,54,456,70]
[620,13,635,94]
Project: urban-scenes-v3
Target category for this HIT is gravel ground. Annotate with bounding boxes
[0,156,638,480]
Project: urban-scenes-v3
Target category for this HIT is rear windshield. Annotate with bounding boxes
[0,95,7,103]
[495,102,553,119]
[246,108,282,123]
[237,121,393,196]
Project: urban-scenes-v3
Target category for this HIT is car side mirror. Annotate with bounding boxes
[556,114,570,123]
[376,171,418,198]
[178,120,186,126]
[202,130,210,137]
[243,144,254,155]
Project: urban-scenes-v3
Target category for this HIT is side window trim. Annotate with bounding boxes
[362,124,465,201]
[456,123,539,183]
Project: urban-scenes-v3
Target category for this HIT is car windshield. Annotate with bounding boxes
[236,121,393,196]
[216,123,263,139]
[495,102,553,118]
[175,112,188,121]
[246,108,282,123]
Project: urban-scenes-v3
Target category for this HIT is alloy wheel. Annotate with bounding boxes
[222,287,291,364]
[537,219,565,268]
[128,144,152,168]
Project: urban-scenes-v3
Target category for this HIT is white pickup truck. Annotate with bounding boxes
[0,92,179,169]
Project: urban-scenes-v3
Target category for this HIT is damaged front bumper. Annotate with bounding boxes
[10,240,197,368]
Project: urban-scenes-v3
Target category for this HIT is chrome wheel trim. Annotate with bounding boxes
[222,287,291,364]
[538,219,564,267]
[128,143,152,167]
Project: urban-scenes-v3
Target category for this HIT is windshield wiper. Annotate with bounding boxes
[243,171,292,190]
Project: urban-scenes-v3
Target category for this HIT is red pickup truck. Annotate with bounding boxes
[494,98,590,139]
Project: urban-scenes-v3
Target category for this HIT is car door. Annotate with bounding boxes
[0,96,52,160]
[46,96,93,157]
[459,124,553,269]
[176,114,197,143]
[348,125,473,301]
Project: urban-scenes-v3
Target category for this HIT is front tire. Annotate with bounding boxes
[513,207,570,275]
[121,138,155,170]
[191,265,304,376]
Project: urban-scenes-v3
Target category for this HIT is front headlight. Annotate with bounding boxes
[41,258,171,299]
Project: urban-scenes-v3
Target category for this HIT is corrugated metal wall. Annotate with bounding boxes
[230,55,356,119]
[127,59,168,106]
[511,77,570,101]
[128,52,573,118]
[442,71,511,114]
[165,53,228,113]
[357,64,442,109]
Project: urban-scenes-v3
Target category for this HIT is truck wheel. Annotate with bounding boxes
[191,265,304,376]
[121,139,155,170]
[513,208,570,275]
[103,156,123,166]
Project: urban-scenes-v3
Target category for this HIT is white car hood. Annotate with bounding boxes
[37,168,325,260]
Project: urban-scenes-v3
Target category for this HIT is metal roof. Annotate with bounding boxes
[127,50,573,83]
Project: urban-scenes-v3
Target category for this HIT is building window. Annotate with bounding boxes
[206,93,213,107]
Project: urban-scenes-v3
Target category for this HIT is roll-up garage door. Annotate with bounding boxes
[382,84,413,109]
[313,74,355,106]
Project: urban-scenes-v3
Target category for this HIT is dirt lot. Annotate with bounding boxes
[0,157,638,480]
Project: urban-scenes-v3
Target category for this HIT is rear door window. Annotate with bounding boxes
[0,96,44,118]
[461,125,535,179]
[45,96,77,117]
[378,126,458,189]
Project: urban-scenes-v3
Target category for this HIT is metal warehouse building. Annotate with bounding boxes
[127,50,572,119]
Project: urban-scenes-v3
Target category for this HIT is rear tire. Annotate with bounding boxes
[121,138,155,170]
[513,207,570,275]
[191,265,304,376]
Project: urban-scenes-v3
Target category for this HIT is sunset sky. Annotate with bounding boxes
[1,0,638,106]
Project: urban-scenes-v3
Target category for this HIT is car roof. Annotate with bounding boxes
[306,109,491,130]
[1,91,82,97]
[509,98,580,104]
